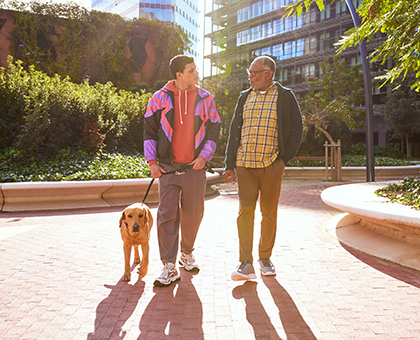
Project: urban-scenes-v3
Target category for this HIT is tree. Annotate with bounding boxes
[201,75,245,156]
[1,0,190,89]
[300,57,365,144]
[285,0,420,92]
[383,84,420,160]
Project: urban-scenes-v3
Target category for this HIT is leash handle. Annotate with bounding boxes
[142,177,155,203]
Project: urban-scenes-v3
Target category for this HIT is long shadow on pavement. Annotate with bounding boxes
[261,276,317,340]
[138,270,203,339]
[87,278,145,339]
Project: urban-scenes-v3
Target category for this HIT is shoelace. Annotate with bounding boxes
[260,259,273,267]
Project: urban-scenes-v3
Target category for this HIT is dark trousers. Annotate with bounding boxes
[236,158,285,263]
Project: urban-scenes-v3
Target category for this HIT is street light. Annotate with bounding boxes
[344,0,375,182]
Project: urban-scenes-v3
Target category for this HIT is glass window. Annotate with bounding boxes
[273,43,283,60]
[273,19,284,34]
[284,41,293,59]
[321,3,330,20]
[296,38,304,56]
[262,22,273,37]
[261,46,271,55]
[263,0,272,13]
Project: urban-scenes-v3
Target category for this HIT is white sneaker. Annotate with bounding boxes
[179,252,200,272]
[154,263,180,287]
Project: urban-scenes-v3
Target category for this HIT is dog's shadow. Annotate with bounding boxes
[137,270,203,339]
[87,278,145,340]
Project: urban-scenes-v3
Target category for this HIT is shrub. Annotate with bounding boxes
[0,57,151,157]
[375,177,420,210]
[349,143,406,159]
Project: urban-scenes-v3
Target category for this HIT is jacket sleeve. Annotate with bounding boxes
[281,90,303,165]
[143,93,162,164]
[224,94,244,170]
[198,94,221,162]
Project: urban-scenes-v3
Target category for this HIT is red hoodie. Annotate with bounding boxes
[163,80,197,164]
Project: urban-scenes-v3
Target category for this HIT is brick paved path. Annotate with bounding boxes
[1,180,420,339]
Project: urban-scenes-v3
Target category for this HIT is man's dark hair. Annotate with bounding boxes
[169,55,194,78]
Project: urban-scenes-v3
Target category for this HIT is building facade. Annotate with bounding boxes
[92,0,200,59]
[204,0,390,147]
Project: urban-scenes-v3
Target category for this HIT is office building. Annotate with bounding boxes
[204,0,390,146]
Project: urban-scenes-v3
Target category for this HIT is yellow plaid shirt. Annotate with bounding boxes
[236,83,279,168]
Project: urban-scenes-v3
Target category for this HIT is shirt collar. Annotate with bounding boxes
[252,81,276,95]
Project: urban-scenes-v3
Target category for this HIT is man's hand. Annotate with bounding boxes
[150,163,165,178]
[223,170,235,183]
[190,156,207,170]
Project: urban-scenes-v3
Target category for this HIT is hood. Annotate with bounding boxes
[163,80,197,124]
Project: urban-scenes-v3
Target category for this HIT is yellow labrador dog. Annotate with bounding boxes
[119,203,153,281]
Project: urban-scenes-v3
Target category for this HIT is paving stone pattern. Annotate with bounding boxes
[1,180,420,339]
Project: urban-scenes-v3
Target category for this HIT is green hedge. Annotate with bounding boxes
[0,57,151,157]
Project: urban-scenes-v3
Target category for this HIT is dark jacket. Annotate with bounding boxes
[225,82,303,170]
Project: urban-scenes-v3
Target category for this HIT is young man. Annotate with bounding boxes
[144,55,221,287]
[223,56,303,280]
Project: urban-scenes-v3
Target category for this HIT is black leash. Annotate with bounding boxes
[142,177,155,203]
[141,164,214,203]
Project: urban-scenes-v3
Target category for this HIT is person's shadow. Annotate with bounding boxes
[261,276,317,340]
[87,277,145,339]
[138,270,203,339]
[232,281,282,339]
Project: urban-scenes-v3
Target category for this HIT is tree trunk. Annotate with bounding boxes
[312,121,335,144]
[406,134,410,161]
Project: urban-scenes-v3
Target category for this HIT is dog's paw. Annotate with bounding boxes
[121,273,131,282]
[134,257,140,265]
[138,265,148,278]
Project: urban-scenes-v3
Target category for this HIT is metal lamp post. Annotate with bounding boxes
[344,0,375,182]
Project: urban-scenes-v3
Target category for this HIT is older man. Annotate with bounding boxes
[223,56,303,280]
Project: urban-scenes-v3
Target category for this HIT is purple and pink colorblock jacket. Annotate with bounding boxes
[143,84,221,165]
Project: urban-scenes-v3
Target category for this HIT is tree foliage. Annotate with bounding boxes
[0,56,152,156]
[201,75,245,156]
[383,84,420,160]
[1,0,190,89]
[285,0,420,92]
[300,57,365,143]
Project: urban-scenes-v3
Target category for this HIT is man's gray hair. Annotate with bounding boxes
[254,56,276,74]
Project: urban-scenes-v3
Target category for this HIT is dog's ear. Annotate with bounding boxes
[119,211,125,228]
[142,209,148,226]
[146,208,153,229]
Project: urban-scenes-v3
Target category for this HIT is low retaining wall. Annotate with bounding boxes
[1,165,419,213]
[321,182,420,272]
[283,165,420,180]
[0,172,220,212]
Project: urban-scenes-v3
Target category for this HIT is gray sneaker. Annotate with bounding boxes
[231,261,257,281]
[258,258,276,276]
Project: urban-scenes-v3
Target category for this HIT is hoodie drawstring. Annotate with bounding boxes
[179,89,187,125]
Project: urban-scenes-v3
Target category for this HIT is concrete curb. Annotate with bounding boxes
[0,172,220,212]
[322,181,420,272]
[1,164,418,213]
